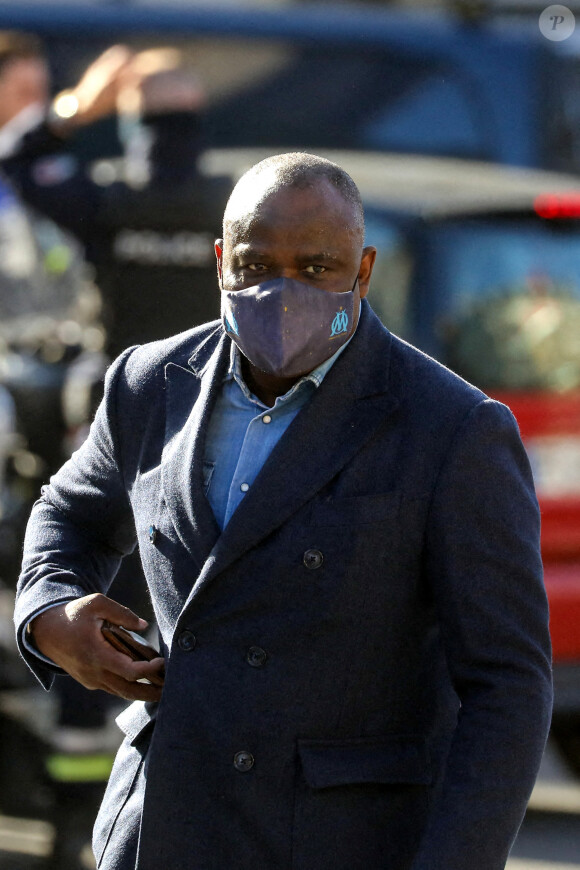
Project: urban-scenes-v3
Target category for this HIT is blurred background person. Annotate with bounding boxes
[0,30,49,154]
[0,30,101,588]
[0,36,231,634]
[0,32,232,620]
[0,31,109,870]
[1,41,231,362]
[0,30,104,572]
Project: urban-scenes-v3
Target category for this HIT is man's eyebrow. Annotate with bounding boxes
[231,245,270,259]
[301,251,340,262]
[232,242,272,263]
[231,246,342,262]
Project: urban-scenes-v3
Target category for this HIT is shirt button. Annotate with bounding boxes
[177,630,197,652]
[233,751,254,772]
[240,482,249,492]
[246,646,268,668]
[303,548,324,570]
[262,415,272,424]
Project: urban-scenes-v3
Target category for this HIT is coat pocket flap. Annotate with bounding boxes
[115,701,157,745]
[298,735,432,788]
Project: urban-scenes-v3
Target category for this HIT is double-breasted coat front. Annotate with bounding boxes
[15,301,552,870]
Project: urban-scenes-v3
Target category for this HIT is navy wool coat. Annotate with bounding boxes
[15,301,552,870]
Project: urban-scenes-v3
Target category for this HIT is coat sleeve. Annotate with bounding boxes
[412,398,553,869]
[13,347,139,689]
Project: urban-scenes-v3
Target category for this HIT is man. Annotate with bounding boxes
[15,152,552,870]
[0,38,230,359]
[0,35,128,168]
[0,31,48,143]
[0,32,91,525]
[0,30,89,334]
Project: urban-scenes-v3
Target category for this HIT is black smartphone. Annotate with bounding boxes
[101,621,164,686]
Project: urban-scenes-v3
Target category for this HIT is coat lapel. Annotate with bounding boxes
[161,327,228,568]
[184,303,400,602]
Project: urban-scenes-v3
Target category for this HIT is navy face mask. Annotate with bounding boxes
[221,277,357,378]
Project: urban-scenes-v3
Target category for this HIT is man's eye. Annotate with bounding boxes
[246,263,267,271]
[304,265,327,274]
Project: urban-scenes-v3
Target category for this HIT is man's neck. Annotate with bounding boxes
[241,357,300,407]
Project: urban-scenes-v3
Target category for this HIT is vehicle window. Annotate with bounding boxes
[544,51,580,174]
[47,35,493,159]
[364,214,412,339]
[421,219,580,391]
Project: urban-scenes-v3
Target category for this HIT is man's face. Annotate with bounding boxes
[0,56,49,128]
[216,179,376,319]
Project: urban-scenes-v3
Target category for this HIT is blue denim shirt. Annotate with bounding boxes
[204,337,351,530]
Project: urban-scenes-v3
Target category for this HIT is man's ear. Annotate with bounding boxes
[357,246,377,299]
[215,240,223,284]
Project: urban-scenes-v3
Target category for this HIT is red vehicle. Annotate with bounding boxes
[495,391,580,663]
[495,390,580,773]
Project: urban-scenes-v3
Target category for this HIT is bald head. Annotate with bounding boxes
[216,150,376,328]
[223,152,365,245]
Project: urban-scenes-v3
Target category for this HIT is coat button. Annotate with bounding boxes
[303,548,323,569]
[246,646,267,668]
[148,525,158,544]
[233,751,254,772]
[177,630,196,652]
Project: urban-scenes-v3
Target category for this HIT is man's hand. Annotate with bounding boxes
[50,45,134,133]
[30,593,164,702]
[137,69,206,117]
[116,47,199,117]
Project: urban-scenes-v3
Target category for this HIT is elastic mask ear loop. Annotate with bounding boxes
[352,276,363,322]
[217,245,224,292]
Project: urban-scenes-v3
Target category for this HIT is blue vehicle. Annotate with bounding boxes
[0,0,578,172]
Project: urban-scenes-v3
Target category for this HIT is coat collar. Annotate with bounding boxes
[161,326,228,571]
[169,301,400,611]
[187,323,225,376]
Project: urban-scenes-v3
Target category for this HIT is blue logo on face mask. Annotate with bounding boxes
[330,309,349,337]
[225,309,239,335]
